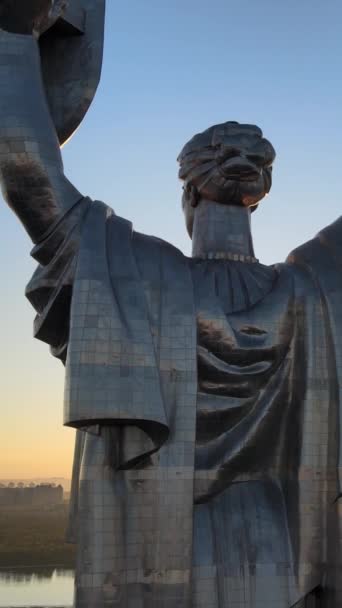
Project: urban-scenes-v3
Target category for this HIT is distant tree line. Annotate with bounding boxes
[0,484,63,507]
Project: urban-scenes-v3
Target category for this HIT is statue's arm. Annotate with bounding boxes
[0,27,82,244]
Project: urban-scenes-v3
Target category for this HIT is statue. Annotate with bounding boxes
[0,2,341,607]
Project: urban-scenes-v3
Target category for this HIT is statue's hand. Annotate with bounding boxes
[0,0,67,38]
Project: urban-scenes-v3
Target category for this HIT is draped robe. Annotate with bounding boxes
[26,198,342,608]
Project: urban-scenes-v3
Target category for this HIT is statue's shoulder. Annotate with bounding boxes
[83,200,187,263]
[284,217,342,297]
[286,215,342,273]
[286,237,318,267]
[132,228,186,262]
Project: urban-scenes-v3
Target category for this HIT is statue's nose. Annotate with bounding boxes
[219,145,264,168]
[246,152,266,167]
[219,145,242,160]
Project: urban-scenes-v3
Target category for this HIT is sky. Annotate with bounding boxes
[0,0,341,479]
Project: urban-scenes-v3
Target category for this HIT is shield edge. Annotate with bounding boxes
[39,0,106,145]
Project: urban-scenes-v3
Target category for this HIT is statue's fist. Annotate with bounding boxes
[0,0,67,37]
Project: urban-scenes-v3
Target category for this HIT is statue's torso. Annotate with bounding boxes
[191,258,285,500]
[26,203,340,606]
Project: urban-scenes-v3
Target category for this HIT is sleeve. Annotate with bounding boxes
[287,216,342,497]
[62,201,170,466]
[25,196,91,363]
[27,198,170,470]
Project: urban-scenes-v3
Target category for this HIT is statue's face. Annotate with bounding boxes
[210,126,273,206]
[178,122,276,236]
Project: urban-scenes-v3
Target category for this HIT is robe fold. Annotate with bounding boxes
[26,198,342,607]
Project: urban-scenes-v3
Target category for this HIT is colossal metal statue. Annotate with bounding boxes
[0,2,342,607]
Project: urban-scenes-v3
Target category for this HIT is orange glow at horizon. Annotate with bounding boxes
[0,423,74,480]
[1,316,75,480]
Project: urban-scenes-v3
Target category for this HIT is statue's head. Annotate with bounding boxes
[178,121,276,237]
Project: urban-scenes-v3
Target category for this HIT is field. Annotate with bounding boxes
[0,503,75,569]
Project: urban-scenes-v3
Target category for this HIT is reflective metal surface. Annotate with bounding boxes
[0,7,342,608]
[40,0,106,145]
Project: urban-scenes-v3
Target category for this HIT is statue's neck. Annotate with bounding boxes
[191,198,255,259]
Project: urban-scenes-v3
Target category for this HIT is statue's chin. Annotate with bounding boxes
[239,175,269,207]
[199,175,267,208]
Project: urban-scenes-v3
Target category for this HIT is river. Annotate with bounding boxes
[0,568,74,607]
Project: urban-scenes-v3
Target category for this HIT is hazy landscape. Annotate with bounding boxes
[0,505,75,571]
[0,479,74,572]
[0,479,71,492]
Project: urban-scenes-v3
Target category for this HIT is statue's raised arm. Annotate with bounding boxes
[0,0,105,243]
[0,1,82,242]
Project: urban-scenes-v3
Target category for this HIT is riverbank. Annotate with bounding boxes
[0,504,75,569]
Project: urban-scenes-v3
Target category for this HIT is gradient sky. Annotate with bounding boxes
[1,0,341,479]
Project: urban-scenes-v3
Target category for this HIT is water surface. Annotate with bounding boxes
[0,568,74,607]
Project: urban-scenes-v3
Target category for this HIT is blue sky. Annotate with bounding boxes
[1,0,341,477]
